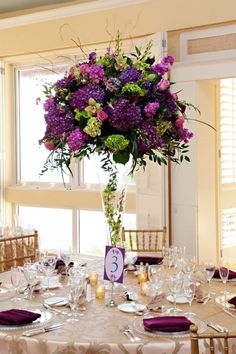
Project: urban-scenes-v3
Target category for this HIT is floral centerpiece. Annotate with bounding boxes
[40,39,194,246]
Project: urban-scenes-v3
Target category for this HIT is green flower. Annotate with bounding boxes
[115,54,128,70]
[133,60,150,71]
[156,121,172,136]
[121,83,146,96]
[83,117,102,137]
[85,98,101,116]
[105,135,129,153]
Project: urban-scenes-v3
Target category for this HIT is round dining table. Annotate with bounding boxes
[0,256,236,354]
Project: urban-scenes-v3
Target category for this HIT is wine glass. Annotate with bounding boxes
[67,280,86,322]
[60,248,71,276]
[23,263,38,299]
[10,266,22,302]
[41,255,57,297]
[204,261,216,298]
[167,273,183,314]
[219,260,229,298]
[184,280,196,317]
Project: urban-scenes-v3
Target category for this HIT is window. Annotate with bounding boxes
[220,78,236,184]
[222,209,236,247]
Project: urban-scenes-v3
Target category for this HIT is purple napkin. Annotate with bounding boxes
[55,259,74,270]
[0,309,41,325]
[135,256,163,265]
[143,316,193,333]
[213,269,236,279]
[228,296,236,307]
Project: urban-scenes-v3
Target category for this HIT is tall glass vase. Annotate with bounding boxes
[95,155,130,247]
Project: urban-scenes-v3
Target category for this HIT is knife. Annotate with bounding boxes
[205,320,228,333]
[22,323,64,337]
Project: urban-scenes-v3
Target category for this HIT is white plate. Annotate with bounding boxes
[38,276,62,289]
[0,287,8,295]
[118,303,146,313]
[44,296,68,307]
[0,309,52,331]
[166,294,188,304]
[132,314,207,338]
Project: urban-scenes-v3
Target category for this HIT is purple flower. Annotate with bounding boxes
[105,78,121,92]
[137,120,159,153]
[119,66,141,83]
[89,52,96,62]
[109,99,142,131]
[80,63,90,74]
[150,63,168,76]
[69,84,105,111]
[44,104,74,140]
[43,97,55,111]
[157,79,170,91]
[144,102,160,117]
[67,128,88,151]
[89,64,105,82]
[161,55,174,66]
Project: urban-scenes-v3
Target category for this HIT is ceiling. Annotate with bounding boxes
[0,0,93,14]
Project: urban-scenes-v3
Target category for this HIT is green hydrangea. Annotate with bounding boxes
[83,117,102,137]
[122,83,146,96]
[105,135,129,153]
[133,60,150,71]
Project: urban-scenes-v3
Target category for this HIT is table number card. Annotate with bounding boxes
[104,246,125,284]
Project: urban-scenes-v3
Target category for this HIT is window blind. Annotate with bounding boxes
[220,78,236,184]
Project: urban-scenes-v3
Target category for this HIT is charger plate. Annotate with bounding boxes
[0,309,52,331]
[132,314,207,338]
[215,294,236,311]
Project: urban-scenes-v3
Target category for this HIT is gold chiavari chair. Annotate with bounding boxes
[190,324,236,354]
[0,230,39,272]
[121,226,167,254]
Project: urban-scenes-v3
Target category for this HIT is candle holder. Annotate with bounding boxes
[95,283,106,300]
[89,273,98,287]
[138,272,148,284]
[106,281,117,307]
[140,281,149,296]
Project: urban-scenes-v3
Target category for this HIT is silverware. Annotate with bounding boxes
[22,323,64,337]
[205,320,228,333]
[203,296,211,305]
[43,303,69,316]
[223,307,236,319]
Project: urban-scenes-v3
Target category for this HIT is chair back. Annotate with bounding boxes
[190,324,236,354]
[0,230,39,272]
[121,226,167,253]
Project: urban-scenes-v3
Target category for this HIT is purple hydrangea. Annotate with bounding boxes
[44,103,74,140]
[109,99,142,131]
[69,84,105,111]
[144,102,160,117]
[89,64,105,82]
[119,67,141,83]
[137,120,160,153]
[105,77,121,92]
[67,128,88,151]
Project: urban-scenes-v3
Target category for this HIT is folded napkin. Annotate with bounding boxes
[143,316,193,333]
[228,296,236,307]
[135,256,163,265]
[213,269,236,279]
[55,259,74,270]
[0,309,41,326]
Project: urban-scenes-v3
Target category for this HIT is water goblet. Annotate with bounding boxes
[219,260,229,298]
[167,273,184,314]
[10,266,22,302]
[184,281,196,317]
[204,261,216,298]
[41,256,57,297]
[60,248,71,276]
[23,263,38,299]
[67,280,85,322]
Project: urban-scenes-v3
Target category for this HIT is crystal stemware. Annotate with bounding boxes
[60,248,71,276]
[204,261,216,298]
[41,256,57,297]
[167,273,183,314]
[184,280,196,317]
[10,266,22,302]
[23,263,38,299]
[219,260,229,297]
[67,280,86,322]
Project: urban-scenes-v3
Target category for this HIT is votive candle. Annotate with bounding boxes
[89,273,98,287]
[95,283,105,300]
[138,272,148,284]
[140,281,149,296]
